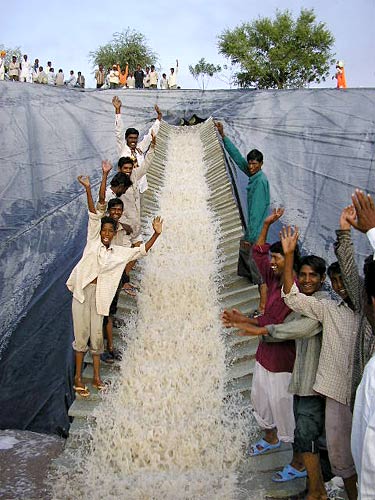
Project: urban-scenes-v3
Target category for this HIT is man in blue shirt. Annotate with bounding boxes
[215,121,270,313]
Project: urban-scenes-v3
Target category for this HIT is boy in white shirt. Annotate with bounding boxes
[66,174,162,397]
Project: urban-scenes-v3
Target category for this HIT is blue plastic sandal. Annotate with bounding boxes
[247,438,281,456]
[272,464,307,482]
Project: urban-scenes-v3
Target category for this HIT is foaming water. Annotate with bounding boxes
[54,124,248,499]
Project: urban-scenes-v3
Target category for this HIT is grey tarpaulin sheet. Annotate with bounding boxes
[0,83,374,433]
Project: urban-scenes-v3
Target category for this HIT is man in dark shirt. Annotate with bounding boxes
[134,64,145,89]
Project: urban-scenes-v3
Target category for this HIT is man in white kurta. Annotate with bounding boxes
[20,55,32,83]
[112,95,161,194]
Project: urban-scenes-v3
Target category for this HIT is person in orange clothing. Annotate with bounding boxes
[118,63,129,87]
[334,61,347,89]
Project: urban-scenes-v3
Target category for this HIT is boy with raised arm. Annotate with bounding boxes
[281,226,359,500]
[112,96,162,194]
[66,173,162,397]
[215,121,269,314]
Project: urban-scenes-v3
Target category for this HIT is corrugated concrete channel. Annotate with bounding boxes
[53,118,261,476]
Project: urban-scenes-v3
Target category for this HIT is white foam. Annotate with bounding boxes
[0,436,19,450]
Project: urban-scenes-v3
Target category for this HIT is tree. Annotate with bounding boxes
[215,64,238,89]
[189,58,221,90]
[89,28,157,71]
[218,9,335,89]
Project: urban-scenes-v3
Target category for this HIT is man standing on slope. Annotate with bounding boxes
[215,121,269,314]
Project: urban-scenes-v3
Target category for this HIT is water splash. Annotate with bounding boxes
[54,123,249,499]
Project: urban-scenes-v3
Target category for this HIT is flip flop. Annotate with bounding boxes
[272,464,307,482]
[109,349,122,361]
[247,438,281,456]
[92,380,110,391]
[122,283,137,297]
[73,385,90,398]
[100,351,115,364]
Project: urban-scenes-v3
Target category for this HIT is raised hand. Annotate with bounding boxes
[112,96,122,111]
[264,208,285,226]
[214,121,225,138]
[349,189,375,233]
[280,225,299,255]
[154,104,162,120]
[102,160,112,174]
[77,175,90,188]
[340,205,356,230]
[152,216,163,234]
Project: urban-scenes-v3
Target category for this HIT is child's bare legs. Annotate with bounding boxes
[92,353,104,387]
[105,316,114,352]
[74,351,86,388]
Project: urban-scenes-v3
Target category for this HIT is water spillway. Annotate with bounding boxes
[53,119,257,499]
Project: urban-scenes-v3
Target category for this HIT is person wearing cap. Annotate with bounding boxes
[9,55,20,81]
[334,60,347,89]
[0,51,6,81]
[109,64,120,89]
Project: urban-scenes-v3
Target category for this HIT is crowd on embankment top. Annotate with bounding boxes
[217,120,373,500]
[0,50,180,90]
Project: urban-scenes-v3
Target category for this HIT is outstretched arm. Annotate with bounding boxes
[135,132,156,179]
[221,309,266,336]
[256,208,285,246]
[112,96,125,156]
[280,225,299,294]
[138,105,162,152]
[78,175,96,214]
[98,160,113,205]
[214,121,249,175]
[145,216,163,252]
[334,205,364,312]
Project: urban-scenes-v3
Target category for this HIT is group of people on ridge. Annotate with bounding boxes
[94,60,179,90]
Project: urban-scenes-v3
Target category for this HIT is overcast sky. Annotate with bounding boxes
[2,0,374,89]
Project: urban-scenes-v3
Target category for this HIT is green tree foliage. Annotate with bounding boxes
[89,28,157,72]
[0,45,22,72]
[189,58,221,90]
[218,9,335,89]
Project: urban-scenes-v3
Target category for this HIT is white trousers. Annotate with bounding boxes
[251,361,295,443]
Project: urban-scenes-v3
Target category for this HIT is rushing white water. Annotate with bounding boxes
[54,124,249,499]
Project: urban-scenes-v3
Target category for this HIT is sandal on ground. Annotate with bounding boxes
[247,438,281,457]
[109,348,122,361]
[122,283,137,297]
[92,380,110,391]
[272,464,307,482]
[112,317,125,328]
[100,351,114,364]
[73,385,90,398]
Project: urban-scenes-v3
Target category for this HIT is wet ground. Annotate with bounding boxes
[0,430,64,499]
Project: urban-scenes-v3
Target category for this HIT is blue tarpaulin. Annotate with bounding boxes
[0,83,374,433]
